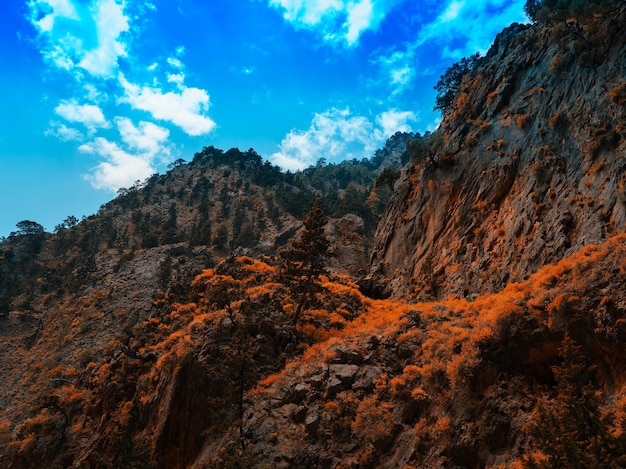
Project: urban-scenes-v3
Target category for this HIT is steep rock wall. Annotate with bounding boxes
[370,5,626,299]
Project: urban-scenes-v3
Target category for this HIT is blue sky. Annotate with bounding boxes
[0,0,527,237]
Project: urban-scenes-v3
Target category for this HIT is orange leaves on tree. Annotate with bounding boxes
[241,259,277,274]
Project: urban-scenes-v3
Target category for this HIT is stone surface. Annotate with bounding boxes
[370,9,626,301]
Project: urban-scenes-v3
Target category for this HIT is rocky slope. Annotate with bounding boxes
[1,4,626,469]
[370,4,626,300]
[0,139,396,468]
[220,234,626,468]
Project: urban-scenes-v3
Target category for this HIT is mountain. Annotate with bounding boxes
[0,138,398,468]
[370,4,626,301]
[0,145,396,314]
[1,2,626,468]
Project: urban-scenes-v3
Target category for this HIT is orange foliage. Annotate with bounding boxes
[191,268,216,286]
[245,282,282,298]
[515,113,530,128]
[0,419,12,434]
[609,82,626,105]
[456,92,469,110]
[117,400,134,427]
[434,416,451,433]
[352,396,394,445]
[241,259,277,274]
[487,89,499,106]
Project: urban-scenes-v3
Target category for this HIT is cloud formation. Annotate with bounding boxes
[28,0,129,78]
[80,138,157,191]
[54,100,109,132]
[268,0,401,46]
[377,109,416,136]
[270,107,416,170]
[373,0,526,96]
[79,118,170,191]
[374,48,417,96]
[116,117,170,157]
[119,74,216,136]
[417,0,527,59]
[27,0,217,191]
[45,123,84,141]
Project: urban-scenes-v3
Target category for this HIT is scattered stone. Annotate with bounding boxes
[304,413,319,437]
[291,383,308,403]
[326,377,344,397]
[329,345,364,364]
[293,405,308,423]
[352,366,383,392]
[329,364,359,383]
[402,310,426,329]
[307,375,324,390]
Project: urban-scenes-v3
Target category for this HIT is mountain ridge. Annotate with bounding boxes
[370,3,626,300]
[1,3,626,467]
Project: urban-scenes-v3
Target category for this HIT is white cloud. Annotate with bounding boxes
[115,117,170,157]
[268,0,401,46]
[345,0,374,44]
[30,0,79,32]
[375,49,416,95]
[82,83,104,102]
[167,73,186,86]
[77,0,129,76]
[377,109,417,136]
[80,137,156,191]
[119,74,216,136]
[270,107,416,171]
[54,100,109,131]
[45,122,84,141]
[414,0,527,59]
[28,0,217,192]
[28,0,129,78]
[440,1,464,23]
[167,57,183,69]
[373,0,527,93]
[80,118,170,191]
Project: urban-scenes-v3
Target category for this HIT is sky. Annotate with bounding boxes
[0,0,528,237]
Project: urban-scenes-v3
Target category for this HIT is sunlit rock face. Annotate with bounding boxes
[371,6,626,300]
[2,4,626,469]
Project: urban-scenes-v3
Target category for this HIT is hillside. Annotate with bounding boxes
[2,2,626,468]
[0,141,408,314]
[0,136,405,468]
[370,2,626,300]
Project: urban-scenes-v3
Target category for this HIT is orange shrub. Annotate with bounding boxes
[242,259,277,274]
[609,82,626,105]
[515,114,530,128]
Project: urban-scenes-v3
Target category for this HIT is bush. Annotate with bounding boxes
[407,131,443,165]
[434,53,483,116]
[525,0,617,22]
[524,335,626,468]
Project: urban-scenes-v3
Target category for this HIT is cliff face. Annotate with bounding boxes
[2,6,626,469]
[371,5,626,299]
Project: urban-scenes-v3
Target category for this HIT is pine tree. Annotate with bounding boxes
[524,334,626,468]
[279,198,331,325]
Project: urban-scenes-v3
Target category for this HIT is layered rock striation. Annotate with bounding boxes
[371,5,626,299]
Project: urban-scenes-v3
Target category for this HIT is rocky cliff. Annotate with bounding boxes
[2,4,626,468]
[371,4,626,300]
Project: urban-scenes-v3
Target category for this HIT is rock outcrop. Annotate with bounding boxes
[2,4,626,469]
[371,4,626,300]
